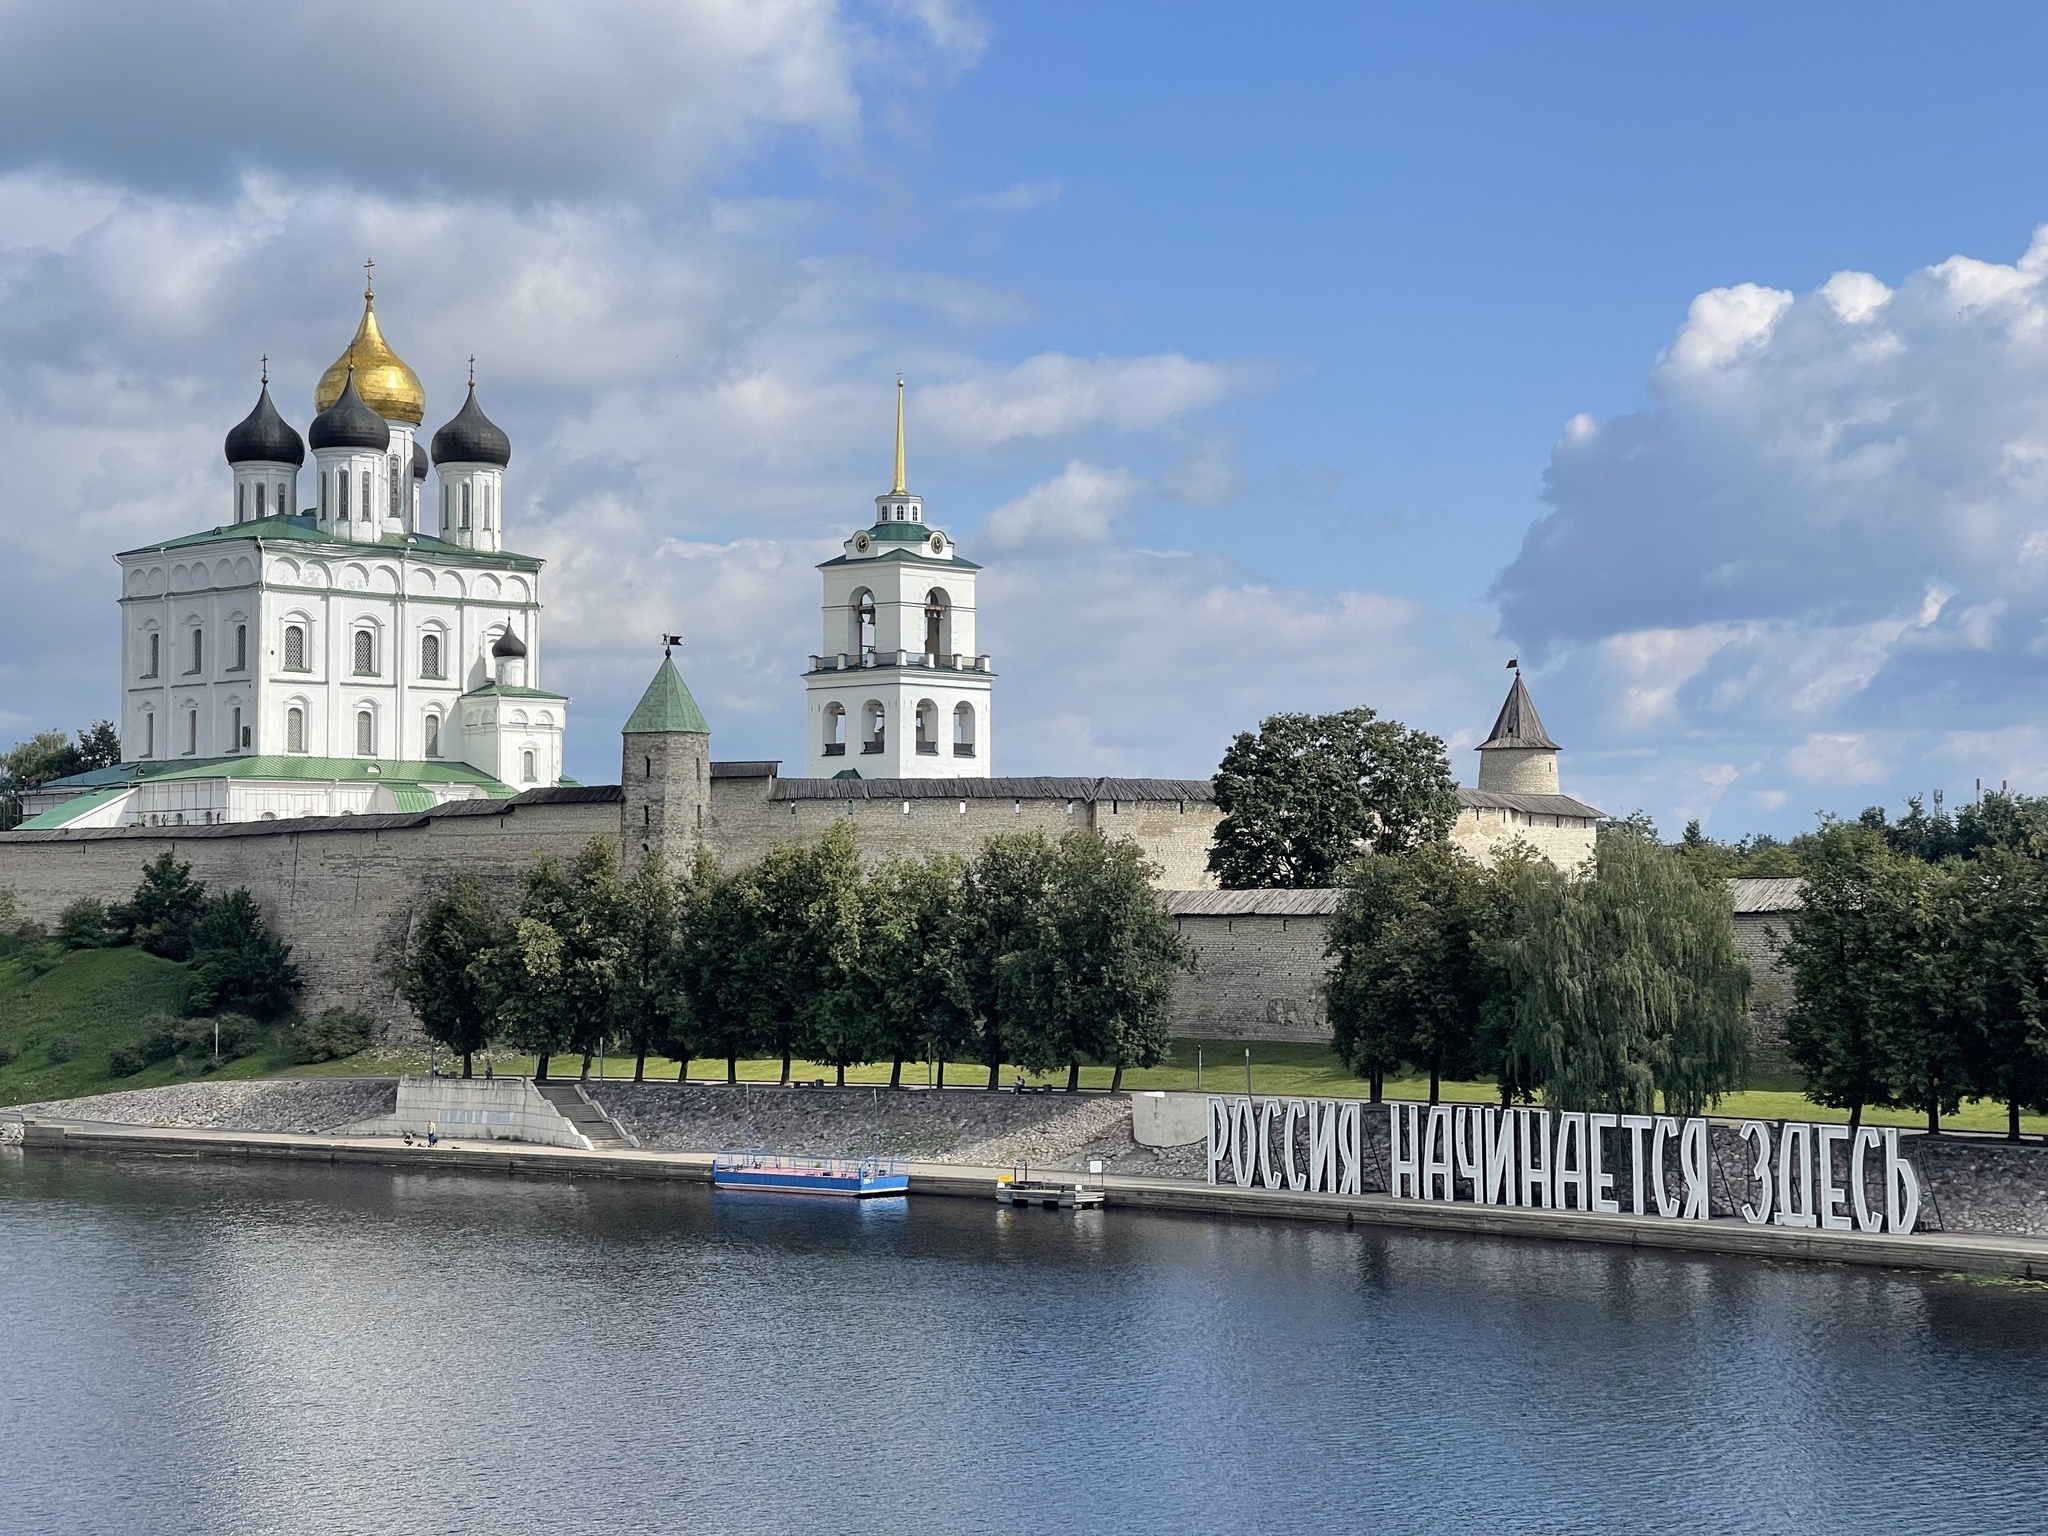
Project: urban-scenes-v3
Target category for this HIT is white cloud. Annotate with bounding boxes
[919,352,1241,443]
[957,180,1061,214]
[1788,734,1889,786]
[1661,282,1793,374]
[982,461,1142,549]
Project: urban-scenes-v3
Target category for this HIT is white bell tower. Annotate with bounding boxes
[804,379,993,778]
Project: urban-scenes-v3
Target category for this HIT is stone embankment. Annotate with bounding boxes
[2,1078,394,1141]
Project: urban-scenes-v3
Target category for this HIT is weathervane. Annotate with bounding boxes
[662,632,683,659]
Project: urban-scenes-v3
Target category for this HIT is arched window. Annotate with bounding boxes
[387,454,401,520]
[861,700,885,753]
[233,624,247,671]
[424,714,441,758]
[822,702,846,756]
[487,481,495,529]
[356,710,374,756]
[143,713,155,757]
[284,624,306,671]
[420,632,441,678]
[360,470,371,519]
[915,699,938,755]
[256,482,267,518]
[353,629,375,675]
[441,483,450,531]
[855,589,876,656]
[286,707,305,753]
[237,483,246,522]
[188,628,203,675]
[522,749,536,782]
[337,471,348,520]
[230,707,242,753]
[924,589,951,658]
[461,482,472,529]
[185,709,197,755]
[145,632,160,678]
[953,703,976,758]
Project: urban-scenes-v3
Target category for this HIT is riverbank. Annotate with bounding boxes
[12,1117,2048,1282]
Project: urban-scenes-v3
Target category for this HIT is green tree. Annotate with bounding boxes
[613,854,689,1083]
[1209,708,1460,889]
[479,840,625,1082]
[185,889,301,1021]
[763,822,867,1086]
[0,722,119,829]
[673,849,763,1082]
[116,851,209,960]
[1005,831,1192,1092]
[393,873,505,1077]
[1956,849,2048,1141]
[854,853,972,1088]
[55,897,113,949]
[1326,842,1512,1103]
[959,833,1061,1088]
[1496,827,1751,1116]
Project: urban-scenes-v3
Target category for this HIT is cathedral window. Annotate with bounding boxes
[441,483,449,531]
[232,624,247,671]
[187,628,202,675]
[185,709,197,755]
[953,703,976,758]
[237,483,246,522]
[424,714,441,758]
[230,707,242,753]
[143,713,154,757]
[354,629,375,675]
[356,710,374,756]
[284,624,306,671]
[388,455,401,520]
[256,482,267,518]
[522,750,536,782]
[359,471,371,519]
[461,482,472,530]
[287,707,305,753]
[145,632,160,678]
[337,471,348,520]
[421,632,441,678]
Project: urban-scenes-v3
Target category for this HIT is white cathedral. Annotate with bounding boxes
[24,277,569,827]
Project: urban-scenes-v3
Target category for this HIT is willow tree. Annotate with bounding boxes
[1496,828,1750,1116]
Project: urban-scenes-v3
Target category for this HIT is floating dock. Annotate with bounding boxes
[997,1177,1105,1210]
[711,1151,909,1197]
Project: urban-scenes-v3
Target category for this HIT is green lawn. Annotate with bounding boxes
[5,950,2043,1137]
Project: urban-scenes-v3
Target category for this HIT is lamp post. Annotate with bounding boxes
[1244,1048,1253,1098]
[1196,1046,1203,1090]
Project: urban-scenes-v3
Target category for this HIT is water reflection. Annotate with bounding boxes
[2,1148,2045,1536]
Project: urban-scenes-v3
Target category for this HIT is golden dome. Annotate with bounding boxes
[314,280,424,425]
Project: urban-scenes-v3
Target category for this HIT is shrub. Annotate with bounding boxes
[56,898,112,949]
[288,1008,375,1064]
[46,1034,77,1063]
[107,1045,148,1077]
[0,1041,19,1066]
[135,1012,182,1064]
[184,890,300,1021]
[118,852,207,960]
[175,1013,263,1066]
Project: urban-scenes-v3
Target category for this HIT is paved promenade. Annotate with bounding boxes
[13,1117,2048,1281]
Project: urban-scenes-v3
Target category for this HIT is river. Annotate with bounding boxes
[2,1150,2044,1535]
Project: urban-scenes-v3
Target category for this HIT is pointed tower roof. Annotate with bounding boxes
[892,373,907,494]
[623,656,710,734]
[1478,672,1559,751]
[315,265,425,424]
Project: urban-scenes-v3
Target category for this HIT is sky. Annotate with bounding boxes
[11,2,2048,837]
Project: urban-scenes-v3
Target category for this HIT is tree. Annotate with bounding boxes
[760,822,866,1086]
[478,840,625,1082]
[1004,831,1192,1092]
[393,873,505,1077]
[55,897,113,949]
[185,889,301,1021]
[1496,827,1751,1116]
[959,833,1061,1088]
[0,722,119,828]
[1208,707,1459,888]
[116,851,209,960]
[1326,842,1511,1103]
[673,850,763,1082]
[613,854,689,1083]
[1956,849,2048,1141]
[853,853,972,1089]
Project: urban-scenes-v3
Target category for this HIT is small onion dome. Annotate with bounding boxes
[431,384,511,467]
[492,629,528,660]
[308,369,391,452]
[223,383,305,467]
[412,438,429,480]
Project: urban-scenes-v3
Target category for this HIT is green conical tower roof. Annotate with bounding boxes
[623,656,710,734]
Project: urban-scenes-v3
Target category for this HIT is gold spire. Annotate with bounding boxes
[314,263,425,425]
[892,374,907,494]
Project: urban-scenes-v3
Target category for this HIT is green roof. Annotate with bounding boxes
[16,785,131,830]
[35,755,513,793]
[119,514,543,573]
[623,657,710,735]
[463,682,570,701]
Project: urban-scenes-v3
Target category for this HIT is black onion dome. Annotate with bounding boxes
[223,383,305,467]
[431,384,511,467]
[492,629,528,659]
[411,439,429,480]
[308,369,391,452]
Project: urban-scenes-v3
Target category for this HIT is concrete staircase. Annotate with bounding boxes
[534,1080,637,1150]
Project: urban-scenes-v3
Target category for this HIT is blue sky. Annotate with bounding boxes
[9,2,2048,835]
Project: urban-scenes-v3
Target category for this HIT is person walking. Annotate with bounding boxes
[426,1120,438,1148]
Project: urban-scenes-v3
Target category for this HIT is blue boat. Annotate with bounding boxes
[712,1151,910,1197]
